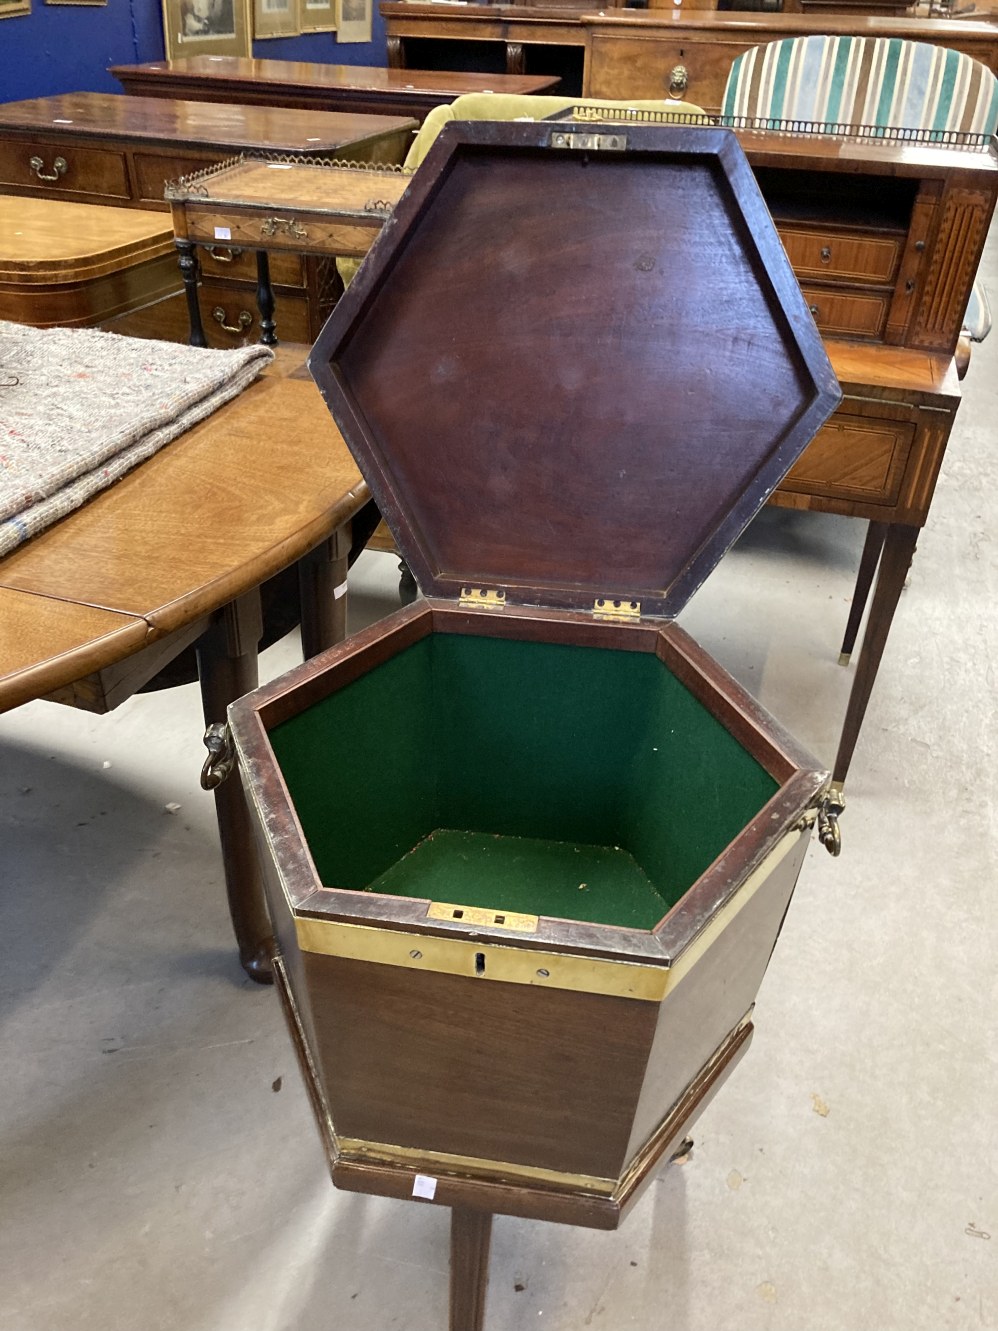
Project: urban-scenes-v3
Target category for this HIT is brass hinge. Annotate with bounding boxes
[593,597,641,622]
[459,587,507,610]
[549,130,628,152]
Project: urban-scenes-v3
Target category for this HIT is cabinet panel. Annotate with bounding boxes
[132,151,219,207]
[586,34,752,109]
[800,285,890,338]
[104,281,311,348]
[198,244,305,287]
[778,227,903,286]
[781,411,915,505]
[0,140,131,201]
[201,279,311,346]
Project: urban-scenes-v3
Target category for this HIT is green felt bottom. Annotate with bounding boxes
[270,631,780,931]
[366,828,668,930]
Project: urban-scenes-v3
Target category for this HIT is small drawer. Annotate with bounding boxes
[782,411,915,505]
[800,285,891,339]
[186,207,383,258]
[133,151,213,208]
[778,226,903,285]
[586,33,742,109]
[0,141,131,200]
[199,280,311,347]
[199,244,305,288]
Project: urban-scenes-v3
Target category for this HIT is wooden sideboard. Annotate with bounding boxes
[550,116,995,781]
[381,3,998,102]
[0,92,417,349]
[110,58,562,122]
[583,11,998,109]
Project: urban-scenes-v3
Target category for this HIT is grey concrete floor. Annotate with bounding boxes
[3,227,997,1331]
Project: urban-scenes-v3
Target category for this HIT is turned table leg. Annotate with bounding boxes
[256,250,278,347]
[839,520,889,665]
[196,590,274,984]
[450,1209,493,1331]
[176,239,207,348]
[833,522,919,788]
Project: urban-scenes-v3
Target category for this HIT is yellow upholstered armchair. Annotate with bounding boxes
[338,92,704,290]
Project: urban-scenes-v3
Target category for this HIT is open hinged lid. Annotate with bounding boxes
[309,120,841,618]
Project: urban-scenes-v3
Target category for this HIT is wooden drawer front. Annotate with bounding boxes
[781,411,915,505]
[186,208,383,258]
[800,285,890,339]
[0,141,130,200]
[133,151,217,208]
[778,227,903,286]
[200,280,311,347]
[199,244,305,287]
[586,34,744,110]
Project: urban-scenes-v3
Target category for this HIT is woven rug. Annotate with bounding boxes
[0,322,273,556]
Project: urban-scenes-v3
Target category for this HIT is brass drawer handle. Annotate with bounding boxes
[820,246,832,263]
[809,303,820,319]
[668,64,688,97]
[260,216,308,241]
[29,154,68,183]
[212,306,254,334]
[205,245,245,263]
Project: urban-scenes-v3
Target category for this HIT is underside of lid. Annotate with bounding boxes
[309,121,841,617]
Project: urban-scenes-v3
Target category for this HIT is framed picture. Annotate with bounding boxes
[297,0,334,34]
[161,0,251,59]
[0,0,31,17]
[335,0,370,43]
[254,0,298,38]
[45,0,108,6]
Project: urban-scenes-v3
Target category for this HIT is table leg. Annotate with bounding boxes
[839,520,889,665]
[833,523,919,788]
[196,590,274,984]
[176,239,207,348]
[298,522,352,659]
[506,42,526,75]
[256,250,278,348]
[450,1209,493,1331]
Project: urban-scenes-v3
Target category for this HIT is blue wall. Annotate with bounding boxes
[0,0,386,103]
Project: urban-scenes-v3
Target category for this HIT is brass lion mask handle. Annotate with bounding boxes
[668,65,689,97]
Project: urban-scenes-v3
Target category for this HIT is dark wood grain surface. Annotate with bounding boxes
[312,120,839,617]
[0,91,417,154]
[304,952,659,1178]
[111,58,561,120]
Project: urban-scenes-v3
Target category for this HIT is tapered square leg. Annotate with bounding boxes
[839,520,889,664]
[834,522,919,787]
[450,1209,493,1331]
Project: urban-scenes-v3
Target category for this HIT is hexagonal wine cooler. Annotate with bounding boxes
[227,120,842,1328]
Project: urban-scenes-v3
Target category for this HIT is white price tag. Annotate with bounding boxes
[412,1175,438,1200]
[213,226,232,240]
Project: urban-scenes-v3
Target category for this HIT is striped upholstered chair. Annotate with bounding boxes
[722,34,998,137]
[723,36,998,659]
[722,35,996,344]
